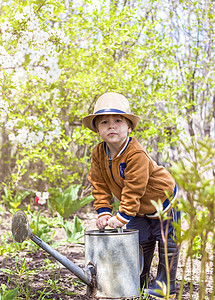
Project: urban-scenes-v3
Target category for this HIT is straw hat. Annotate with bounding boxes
[82,92,140,132]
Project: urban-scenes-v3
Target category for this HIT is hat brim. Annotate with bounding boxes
[82,112,140,132]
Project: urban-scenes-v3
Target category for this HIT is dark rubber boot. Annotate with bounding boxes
[140,240,156,290]
[144,240,180,299]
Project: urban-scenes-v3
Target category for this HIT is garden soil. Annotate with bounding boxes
[0,205,213,300]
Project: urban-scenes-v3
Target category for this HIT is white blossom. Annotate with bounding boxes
[14,12,25,22]
[38,197,46,205]
[5,119,18,130]
[11,67,27,84]
[45,132,54,145]
[6,114,62,147]
[40,92,51,101]
[17,127,29,144]
[35,191,49,205]
[22,4,35,18]
[35,191,41,198]
[0,111,7,123]
[43,192,49,200]
[38,198,46,205]
[14,51,26,65]
[51,119,60,126]
[8,132,17,144]
[53,126,61,137]
[0,5,62,85]
[27,131,39,145]
[0,98,9,123]
[0,99,9,110]
[52,88,59,99]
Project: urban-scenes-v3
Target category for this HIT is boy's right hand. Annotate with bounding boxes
[96,215,111,229]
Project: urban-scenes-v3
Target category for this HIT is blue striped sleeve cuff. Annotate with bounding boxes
[97,207,112,218]
[116,211,133,224]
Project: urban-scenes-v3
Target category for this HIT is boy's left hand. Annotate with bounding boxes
[107,216,124,229]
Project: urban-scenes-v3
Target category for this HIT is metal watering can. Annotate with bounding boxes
[11,211,143,299]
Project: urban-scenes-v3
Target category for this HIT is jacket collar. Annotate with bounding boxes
[104,137,132,157]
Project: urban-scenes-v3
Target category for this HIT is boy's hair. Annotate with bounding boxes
[93,115,133,132]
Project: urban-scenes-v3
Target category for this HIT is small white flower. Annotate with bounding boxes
[17,127,29,144]
[38,197,46,205]
[0,99,9,110]
[14,12,25,22]
[37,131,44,142]
[43,192,49,200]
[53,126,61,137]
[35,191,41,198]
[27,131,38,145]
[45,132,54,145]
[27,116,38,122]
[8,133,17,143]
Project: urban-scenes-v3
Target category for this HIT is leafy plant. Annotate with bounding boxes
[170,136,215,300]
[2,187,30,211]
[28,210,55,243]
[47,184,94,218]
[0,232,30,256]
[0,285,19,300]
[56,214,85,243]
[150,199,175,300]
[41,259,57,271]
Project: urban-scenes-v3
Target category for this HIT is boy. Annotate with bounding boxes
[82,92,180,299]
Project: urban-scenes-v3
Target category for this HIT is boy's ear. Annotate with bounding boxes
[128,127,132,133]
[96,128,100,135]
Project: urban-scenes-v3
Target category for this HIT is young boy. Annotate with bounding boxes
[82,92,180,299]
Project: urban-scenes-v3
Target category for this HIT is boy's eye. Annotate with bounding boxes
[116,119,122,122]
[100,120,107,125]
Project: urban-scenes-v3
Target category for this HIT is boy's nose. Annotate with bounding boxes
[109,121,115,128]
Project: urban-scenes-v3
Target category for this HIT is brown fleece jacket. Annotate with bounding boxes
[88,137,175,217]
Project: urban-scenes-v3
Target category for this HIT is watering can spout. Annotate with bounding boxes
[30,234,94,286]
[11,210,95,288]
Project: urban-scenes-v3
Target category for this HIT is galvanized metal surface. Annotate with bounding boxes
[85,229,140,299]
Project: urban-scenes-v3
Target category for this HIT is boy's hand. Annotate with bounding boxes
[96,215,111,229]
[107,216,124,229]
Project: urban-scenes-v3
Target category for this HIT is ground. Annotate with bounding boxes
[0,205,213,300]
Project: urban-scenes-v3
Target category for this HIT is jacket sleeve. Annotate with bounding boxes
[116,151,152,224]
[88,150,113,217]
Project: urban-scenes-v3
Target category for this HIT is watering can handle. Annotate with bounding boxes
[99,227,123,233]
[117,227,123,233]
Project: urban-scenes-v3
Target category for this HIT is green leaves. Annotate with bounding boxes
[56,214,85,243]
[1,286,19,300]
[2,187,30,210]
[170,136,215,299]
[48,184,94,218]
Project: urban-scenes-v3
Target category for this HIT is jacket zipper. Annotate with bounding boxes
[108,157,121,189]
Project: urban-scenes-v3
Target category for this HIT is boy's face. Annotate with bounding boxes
[96,114,131,148]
